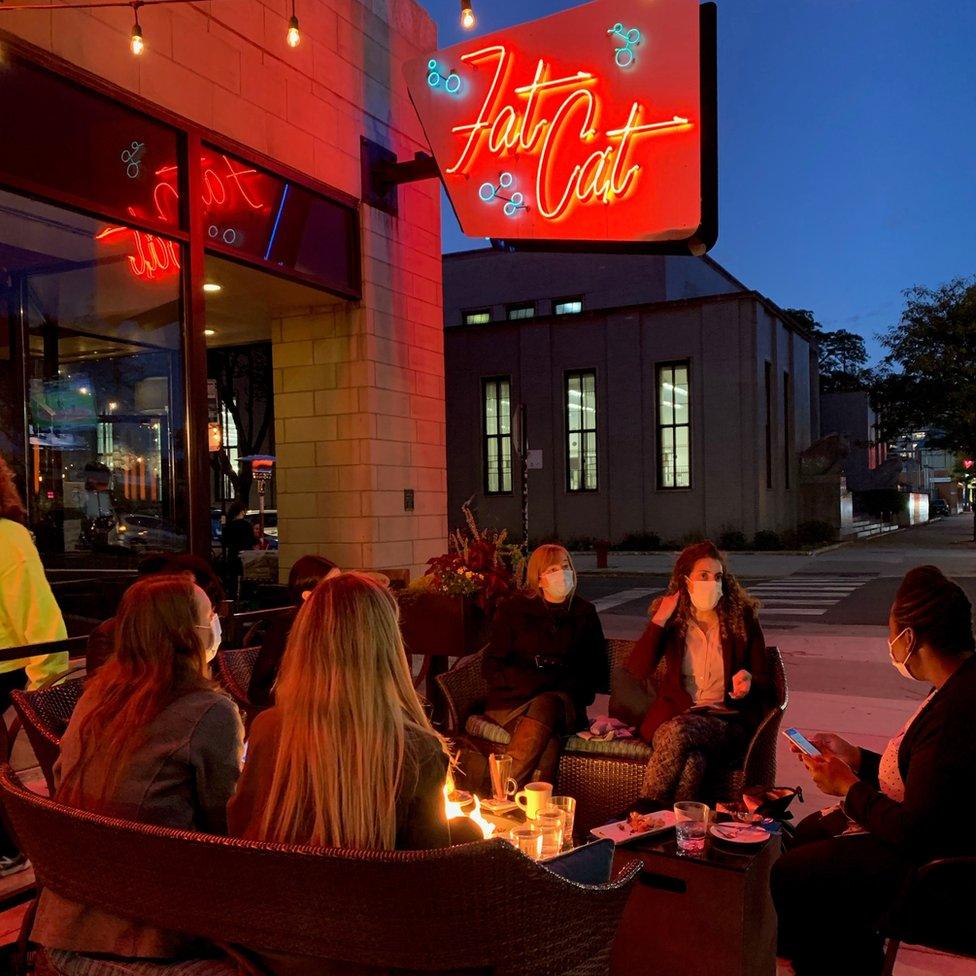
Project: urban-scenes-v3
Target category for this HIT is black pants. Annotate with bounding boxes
[0,668,27,858]
[771,810,911,975]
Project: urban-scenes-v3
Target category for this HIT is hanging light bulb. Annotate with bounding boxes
[130,3,145,55]
[460,0,475,30]
[287,0,301,47]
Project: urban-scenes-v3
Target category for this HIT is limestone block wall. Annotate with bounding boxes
[3,0,448,577]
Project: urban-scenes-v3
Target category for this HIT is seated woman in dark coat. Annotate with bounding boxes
[482,544,608,787]
[615,541,773,804]
[248,554,339,708]
[773,566,976,976]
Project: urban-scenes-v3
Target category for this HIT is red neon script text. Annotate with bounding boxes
[447,46,692,220]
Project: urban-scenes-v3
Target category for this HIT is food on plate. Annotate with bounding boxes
[627,811,665,833]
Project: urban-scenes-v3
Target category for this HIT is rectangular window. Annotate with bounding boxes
[507,303,535,321]
[765,362,773,490]
[554,298,583,315]
[464,309,491,325]
[783,370,791,490]
[483,377,513,494]
[566,372,597,491]
[657,362,690,488]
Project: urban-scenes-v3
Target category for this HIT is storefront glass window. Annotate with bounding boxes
[483,377,512,494]
[566,371,597,491]
[0,59,182,231]
[0,189,186,563]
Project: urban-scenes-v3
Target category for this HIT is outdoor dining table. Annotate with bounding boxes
[480,804,780,976]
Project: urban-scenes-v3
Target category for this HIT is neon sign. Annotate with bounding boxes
[427,59,462,95]
[406,0,715,251]
[95,154,270,281]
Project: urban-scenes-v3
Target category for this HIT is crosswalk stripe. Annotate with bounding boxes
[757,598,841,605]
[760,608,828,616]
[591,588,654,612]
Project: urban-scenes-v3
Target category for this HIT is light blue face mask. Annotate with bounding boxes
[887,627,917,680]
[542,567,575,601]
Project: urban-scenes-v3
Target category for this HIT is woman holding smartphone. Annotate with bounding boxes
[773,566,976,975]
[614,541,774,804]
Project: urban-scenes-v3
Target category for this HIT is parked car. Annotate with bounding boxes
[111,513,187,550]
[930,498,951,517]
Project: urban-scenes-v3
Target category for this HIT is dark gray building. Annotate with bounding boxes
[443,248,820,545]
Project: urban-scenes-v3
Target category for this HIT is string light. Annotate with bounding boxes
[460,0,475,30]
[130,1,144,55]
[287,0,301,47]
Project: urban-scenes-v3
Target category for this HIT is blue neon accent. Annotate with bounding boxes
[264,183,290,261]
[608,23,641,68]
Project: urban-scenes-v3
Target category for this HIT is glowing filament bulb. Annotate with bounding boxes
[287,14,301,47]
[460,0,475,30]
[130,17,144,55]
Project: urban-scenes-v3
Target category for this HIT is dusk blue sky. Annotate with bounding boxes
[421,0,976,362]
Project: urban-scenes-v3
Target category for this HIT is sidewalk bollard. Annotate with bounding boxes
[595,540,609,569]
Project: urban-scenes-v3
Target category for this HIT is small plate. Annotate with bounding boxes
[709,822,770,845]
[590,810,676,845]
[480,798,519,815]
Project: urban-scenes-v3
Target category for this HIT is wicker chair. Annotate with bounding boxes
[437,640,789,833]
[214,647,261,714]
[0,765,640,976]
[9,678,85,795]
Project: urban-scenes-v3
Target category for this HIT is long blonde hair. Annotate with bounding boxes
[59,575,211,810]
[256,572,449,850]
[0,457,27,525]
[525,544,575,599]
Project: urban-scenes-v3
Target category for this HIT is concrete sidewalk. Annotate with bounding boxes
[575,514,976,578]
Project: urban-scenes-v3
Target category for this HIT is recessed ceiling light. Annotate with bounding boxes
[203,282,222,293]
[204,329,216,337]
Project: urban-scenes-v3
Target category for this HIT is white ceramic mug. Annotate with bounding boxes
[515,781,553,821]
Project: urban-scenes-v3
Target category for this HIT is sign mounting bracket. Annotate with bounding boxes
[361,137,440,216]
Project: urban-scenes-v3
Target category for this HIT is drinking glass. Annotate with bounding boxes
[674,801,709,854]
[488,753,517,802]
[537,808,565,858]
[550,796,577,849]
[511,825,543,860]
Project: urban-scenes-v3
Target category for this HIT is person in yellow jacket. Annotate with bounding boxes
[0,456,67,876]
[0,458,68,689]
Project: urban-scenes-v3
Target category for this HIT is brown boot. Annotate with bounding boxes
[505,716,555,786]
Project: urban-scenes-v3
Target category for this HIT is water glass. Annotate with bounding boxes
[537,808,565,858]
[674,801,709,854]
[550,795,576,849]
[511,825,543,860]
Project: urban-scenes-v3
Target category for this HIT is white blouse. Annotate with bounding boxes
[878,695,932,801]
[682,621,726,705]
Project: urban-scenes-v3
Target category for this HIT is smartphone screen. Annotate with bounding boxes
[783,727,821,758]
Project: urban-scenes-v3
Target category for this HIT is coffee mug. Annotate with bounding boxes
[515,781,553,820]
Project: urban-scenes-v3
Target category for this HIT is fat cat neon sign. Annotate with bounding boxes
[406,0,716,252]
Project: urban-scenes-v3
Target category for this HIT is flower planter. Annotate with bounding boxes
[398,592,488,659]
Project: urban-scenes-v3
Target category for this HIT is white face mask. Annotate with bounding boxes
[541,567,575,602]
[197,614,222,662]
[687,578,723,612]
[887,627,917,680]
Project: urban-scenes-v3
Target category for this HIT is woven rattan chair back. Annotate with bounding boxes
[1,765,639,976]
[9,679,85,795]
[214,647,260,711]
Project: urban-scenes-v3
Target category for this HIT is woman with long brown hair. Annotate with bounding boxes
[228,572,450,851]
[481,544,607,787]
[31,575,243,964]
[615,540,772,803]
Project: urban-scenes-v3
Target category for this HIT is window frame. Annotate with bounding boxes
[565,370,598,493]
[553,296,584,316]
[506,302,536,321]
[656,360,692,490]
[765,362,774,490]
[783,369,792,490]
[462,308,491,326]
[482,376,514,496]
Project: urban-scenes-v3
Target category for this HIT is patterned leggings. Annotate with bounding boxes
[641,712,744,803]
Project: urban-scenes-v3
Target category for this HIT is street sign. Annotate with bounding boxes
[406,0,716,253]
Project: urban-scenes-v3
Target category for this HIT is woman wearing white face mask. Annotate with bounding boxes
[482,544,608,786]
[773,565,976,976]
[614,541,771,804]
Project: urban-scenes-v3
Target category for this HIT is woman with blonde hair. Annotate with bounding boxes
[31,574,243,966]
[228,572,450,851]
[614,540,773,803]
[482,544,607,787]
